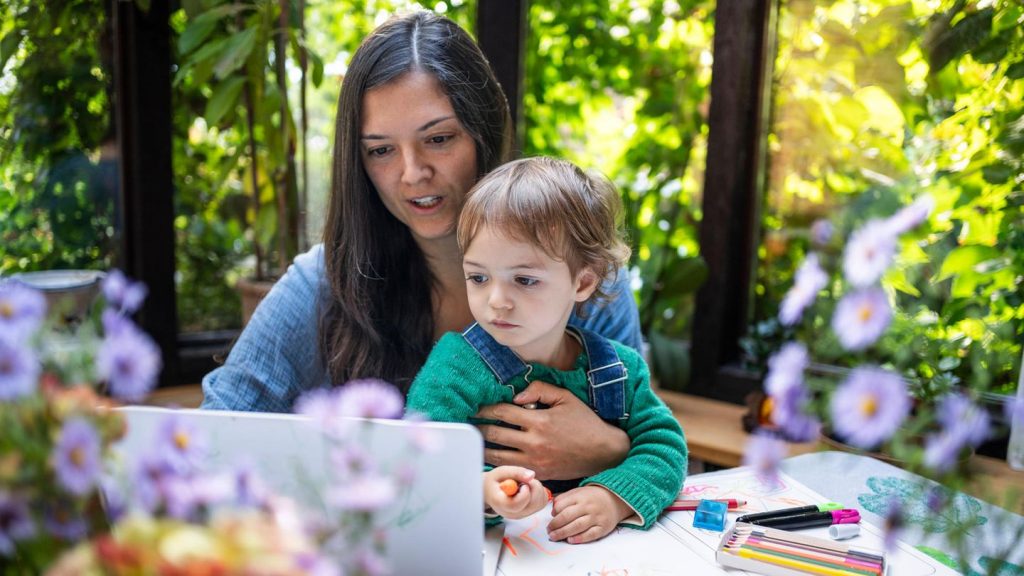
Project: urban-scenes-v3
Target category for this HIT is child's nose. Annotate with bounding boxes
[488,284,513,309]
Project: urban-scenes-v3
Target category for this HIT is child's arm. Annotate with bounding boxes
[549,351,687,540]
[406,333,505,423]
[483,466,549,520]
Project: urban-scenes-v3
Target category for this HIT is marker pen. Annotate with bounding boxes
[736,502,843,524]
[747,509,860,530]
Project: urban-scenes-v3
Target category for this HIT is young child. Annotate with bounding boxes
[405,156,687,544]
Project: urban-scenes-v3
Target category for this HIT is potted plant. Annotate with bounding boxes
[175,0,325,324]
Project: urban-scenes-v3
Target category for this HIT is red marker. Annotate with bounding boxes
[666,498,747,512]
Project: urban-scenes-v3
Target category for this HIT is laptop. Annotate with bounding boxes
[109,406,484,575]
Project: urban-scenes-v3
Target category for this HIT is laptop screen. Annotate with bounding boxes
[109,406,484,575]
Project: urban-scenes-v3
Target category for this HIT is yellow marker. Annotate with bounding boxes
[733,546,866,576]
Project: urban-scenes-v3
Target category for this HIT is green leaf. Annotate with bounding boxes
[178,19,218,56]
[658,255,708,296]
[204,76,246,127]
[309,49,324,88]
[1006,61,1024,80]
[0,31,20,72]
[648,331,690,391]
[936,245,1000,282]
[213,26,259,80]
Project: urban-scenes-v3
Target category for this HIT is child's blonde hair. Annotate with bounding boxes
[457,156,631,307]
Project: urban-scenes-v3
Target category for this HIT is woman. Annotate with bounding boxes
[201,11,643,481]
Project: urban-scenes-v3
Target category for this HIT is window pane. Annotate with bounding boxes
[1,0,120,274]
[756,0,1023,395]
[524,0,716,390]
[169,1,476,333]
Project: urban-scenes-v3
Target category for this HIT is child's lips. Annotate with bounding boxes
[490,319,517,329]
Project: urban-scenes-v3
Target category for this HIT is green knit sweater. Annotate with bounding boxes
[406,331,688,529]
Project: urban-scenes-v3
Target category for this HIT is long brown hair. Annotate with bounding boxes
[320,11,512,392]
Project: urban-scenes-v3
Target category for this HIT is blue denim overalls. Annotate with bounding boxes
[461,321,629,492]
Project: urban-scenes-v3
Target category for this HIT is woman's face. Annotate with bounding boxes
[360,71,479,245]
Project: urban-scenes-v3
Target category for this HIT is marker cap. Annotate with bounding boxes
[829,523,860,540]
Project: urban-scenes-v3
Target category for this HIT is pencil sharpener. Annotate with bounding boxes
[693,499,728,531]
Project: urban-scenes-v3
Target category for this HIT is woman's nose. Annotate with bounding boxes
[400,150,432,185]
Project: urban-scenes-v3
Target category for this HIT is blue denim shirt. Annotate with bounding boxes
[201,244,642,413]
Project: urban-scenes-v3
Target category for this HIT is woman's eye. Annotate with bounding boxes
[366,146,390,157]
[466,274,487,285]
[428,134,451,145]
[515,277,539,287]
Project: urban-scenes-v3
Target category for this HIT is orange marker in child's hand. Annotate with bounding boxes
[499,478,520,497]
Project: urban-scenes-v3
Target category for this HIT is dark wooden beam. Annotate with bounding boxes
[476,0,526,149]
[690,0,776,402]
[113,0,179,386]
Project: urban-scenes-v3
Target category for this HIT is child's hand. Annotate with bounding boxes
[484,466,549,520]
[546,485,633,544]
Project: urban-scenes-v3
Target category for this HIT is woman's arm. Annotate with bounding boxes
[571,266,643,351]
[474,380,631,480]
[201,245,329,413]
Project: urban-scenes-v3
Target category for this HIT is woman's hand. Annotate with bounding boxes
[547,485,634,544]
[484,466,549,520]
[474,380,630,480]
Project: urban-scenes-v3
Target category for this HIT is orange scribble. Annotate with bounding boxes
[515,517,563,556]
[502,536,518,556]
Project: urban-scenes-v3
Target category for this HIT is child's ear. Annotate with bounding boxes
[574,268,600,302]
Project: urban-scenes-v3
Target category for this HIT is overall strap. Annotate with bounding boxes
[461,322,531,390]
[569,325,629,421]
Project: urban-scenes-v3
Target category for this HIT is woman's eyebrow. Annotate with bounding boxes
[417,115,456,132]
[361,115,456,141]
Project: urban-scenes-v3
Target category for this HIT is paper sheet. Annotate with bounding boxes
[488,468,960,576]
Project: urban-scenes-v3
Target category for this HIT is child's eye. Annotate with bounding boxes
[465,273,487,285]
[515,277,539,287]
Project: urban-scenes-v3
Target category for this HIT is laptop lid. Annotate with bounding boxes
[109,406,484,576]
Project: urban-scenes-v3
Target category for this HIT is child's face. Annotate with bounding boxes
[462,225,597,365]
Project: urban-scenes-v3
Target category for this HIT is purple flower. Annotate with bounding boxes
[53,418,102,496]
[0,335,39,400]
[331,444,376,481]
[337,379,404,419]
[1005,396,1024,426]
[924,393,991,473]
[0,282,46,337]
[43,504,87,541]
[232,463,271,509]
[102,269,148,314]
[354,547,391,576]
[810,219,834,246]
[882,497,903,552]
[779,254,829,326]
[884,195,933,236]
[131,453,176,513]
[329,475,397,512]
[842,220,897,287]
[96,323,162,401]
[164,472,234,521]
[742,433,786,486]
[764,343,808,397]
[831,287,892,351]
[0,491,35,556]
[155,414,207,472]
[830,366,910,449]
[936,393,990,447]
[923,431,965,473]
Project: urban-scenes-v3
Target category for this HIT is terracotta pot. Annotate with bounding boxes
[236,277,276,327]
